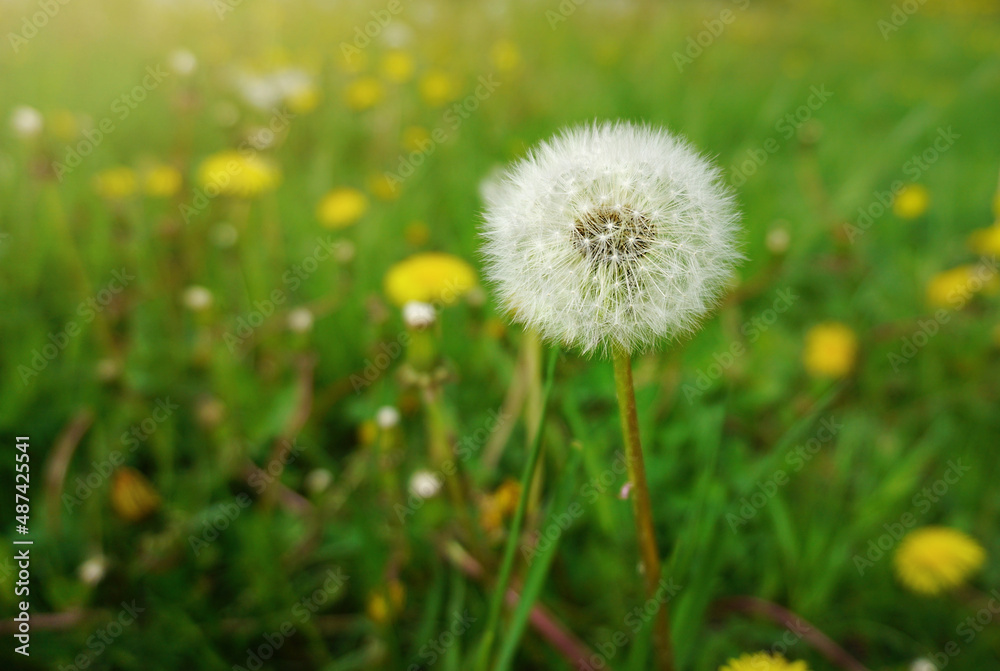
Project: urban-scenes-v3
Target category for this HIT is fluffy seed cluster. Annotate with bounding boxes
[481,121,741,355]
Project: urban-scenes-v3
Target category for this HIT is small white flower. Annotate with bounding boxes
[287,307,314,333]
[168,49,197,77]
[304,468,333,495]
[182,285,213,311]
[375,405,400,429]
[403,300,436,329]
[409,470,442,499]
[482,121,742,355]
[78,555,107,585]
[910,659,936,671]
[10,106,43,139]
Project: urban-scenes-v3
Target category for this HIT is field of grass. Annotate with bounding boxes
[2,0,1000,669]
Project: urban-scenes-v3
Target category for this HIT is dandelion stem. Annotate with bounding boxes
[612,349,674,671]
[476,346,558,671]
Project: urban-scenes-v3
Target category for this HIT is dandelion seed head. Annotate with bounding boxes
[481,121,742,355]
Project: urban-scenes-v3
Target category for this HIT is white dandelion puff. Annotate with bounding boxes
[481,121,742,355]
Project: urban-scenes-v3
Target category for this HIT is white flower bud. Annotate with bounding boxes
[10,106,43,139]
[408,470,442,499]
[403,300,436,329]
[375,405,400,429]
[78,555,107,585]
[287,307,314,333]
[182,285,213,311]
[168,49,197,77]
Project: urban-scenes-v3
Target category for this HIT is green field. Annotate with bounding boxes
[2,0,1000,669]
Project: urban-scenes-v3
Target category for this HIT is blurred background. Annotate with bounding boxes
[1,0,1000,669]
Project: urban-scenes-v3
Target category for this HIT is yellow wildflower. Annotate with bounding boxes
[367,580,405,624]
[720,652,810,671]
[893,184,930,219]
[345,77,384,111]
[367,172,400,201]
[142,164,182,198]
[925,265,998,308]
[380,50,415,83]
[383,252,477,307]
[316,187,368,229]
[480,479,521,534]
[286,85,320,114]
[110,467,161,522]
[967,223,1000,257]
[803,322,857,378]
[894,527,985,595]
[93,167,137,200]
[196,150,280,198]
[419,70,459,107]
[490,40,522,72]
[358,420,378,446]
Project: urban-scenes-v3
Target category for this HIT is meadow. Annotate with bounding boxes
[1,0,1000,669]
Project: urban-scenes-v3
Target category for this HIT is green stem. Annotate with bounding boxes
[476,346,558,671]
[612,348,674,671]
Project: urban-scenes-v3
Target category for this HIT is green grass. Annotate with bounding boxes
[2,0,1000,669]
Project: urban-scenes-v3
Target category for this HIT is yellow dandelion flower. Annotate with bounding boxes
[404,220,430,246]
[803,322,858,378]
[380,50,415,83]
[926,265,998,308]
[720,652,810,671]
[367,579,406,624]
[367,172,400,201]
[358,419,378,445]
[967,223,1000,257]
[490,40,522,72]
[894,527,985,595]
[142,164,182,198]
[480,478,521,534]
[93,167,137,200]
[110,467,161,522]
[317,187,368,229]
[402,125,431,153]
[196,150,280,198]
[286,85,320,114]
[383,252,477,307]
[49,108,79,142]
[419,70,460,107]
[893,184,930,219]
[345,77,384,111]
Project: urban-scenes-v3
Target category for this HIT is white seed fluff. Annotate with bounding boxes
[481,121,742,355]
